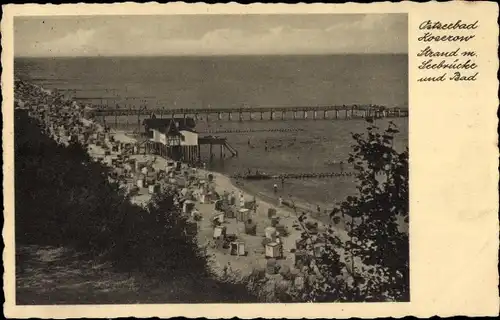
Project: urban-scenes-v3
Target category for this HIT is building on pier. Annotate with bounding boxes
[178,127,199,163]
[141,117,238,162]
[143,118,199,163]
[150,121,182,146]
[143,117,196,139]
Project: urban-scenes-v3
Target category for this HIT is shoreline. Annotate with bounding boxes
[14,78,360,290]
[229,176,333,223]
[111,128,335,218]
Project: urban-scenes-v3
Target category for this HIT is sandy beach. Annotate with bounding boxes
[81,125,363,282]
[193,168,363,282]
[14,76,377,297]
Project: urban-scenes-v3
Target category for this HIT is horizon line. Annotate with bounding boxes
[15,52,409,59]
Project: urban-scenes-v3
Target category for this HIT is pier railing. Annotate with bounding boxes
[198,136,238,158]
[86,105,408,121]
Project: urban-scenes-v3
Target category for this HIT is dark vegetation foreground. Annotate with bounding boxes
[15,107,409,303]
[15,111,255,304]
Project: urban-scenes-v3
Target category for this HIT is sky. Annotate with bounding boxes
[14,14,408,57]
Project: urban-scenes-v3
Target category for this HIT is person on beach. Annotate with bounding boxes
[278,196,283,207]
[230,191,236,205]
[253,196,257,213]
[281,177,285,190]
[239,193,245,208]
[317,205,321,216]
[273,183,278,194]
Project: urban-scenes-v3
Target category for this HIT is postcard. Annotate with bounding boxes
[2,2,499,318]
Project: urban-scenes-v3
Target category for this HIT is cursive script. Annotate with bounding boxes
[416,19,479,83]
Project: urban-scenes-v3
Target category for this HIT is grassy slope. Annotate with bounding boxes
[17,245,251,304]
[14,110,255,304]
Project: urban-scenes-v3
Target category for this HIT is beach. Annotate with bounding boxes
[42,113,355,282]
[11,12,415,307]
[13,78,383,288]
[91,130,335,277]
[15,55,409,213]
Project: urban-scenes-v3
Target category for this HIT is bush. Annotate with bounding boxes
[296,120,409,302]
[15,111,209,281]
[14,107,260,302]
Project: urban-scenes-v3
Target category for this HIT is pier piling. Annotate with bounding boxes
[90,105,407,123]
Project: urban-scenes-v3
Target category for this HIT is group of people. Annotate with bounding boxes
[272,177,286,193]
[14,79,175,204]
[15,79,98,148]
[247,137,298,152]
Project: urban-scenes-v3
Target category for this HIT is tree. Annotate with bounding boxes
[298,120,409,302]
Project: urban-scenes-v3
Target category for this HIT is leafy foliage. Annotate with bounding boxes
[296,120,409,302]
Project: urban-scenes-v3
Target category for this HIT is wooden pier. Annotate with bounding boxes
[121,137,238,164]
[86,105,408,122]
[198,136,239,159]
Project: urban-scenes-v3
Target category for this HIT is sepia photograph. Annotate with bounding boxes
[13,13,409,304]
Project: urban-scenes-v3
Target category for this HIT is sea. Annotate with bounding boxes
[15,55,408,211]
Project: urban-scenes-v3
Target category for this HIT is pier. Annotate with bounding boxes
[199,136,239,159]
[119,136,238,164]
[86,105,408,122]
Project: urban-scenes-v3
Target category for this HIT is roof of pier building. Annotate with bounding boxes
[152,124,182,136]
[142,117,196,130]
[144,118,198,139]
